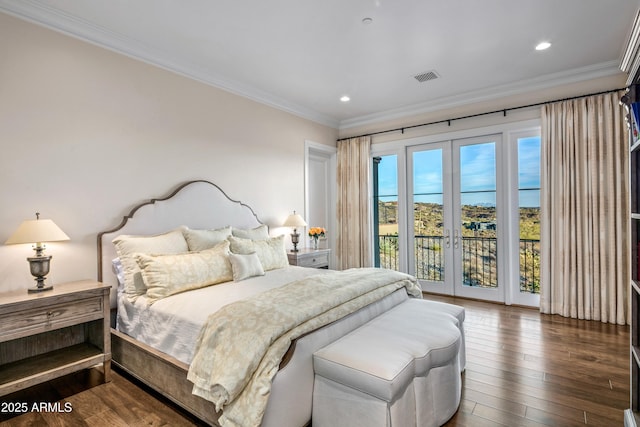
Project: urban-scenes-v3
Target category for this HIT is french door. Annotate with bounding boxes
[407,134,504,302]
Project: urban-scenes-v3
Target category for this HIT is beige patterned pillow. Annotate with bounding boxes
[228,235,288,271]
[231,224,269,240]
[183,226,232,251]
[136,240,233,304]
[112,228,189,301]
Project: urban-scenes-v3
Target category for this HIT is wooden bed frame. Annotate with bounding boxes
[97,180,264,426]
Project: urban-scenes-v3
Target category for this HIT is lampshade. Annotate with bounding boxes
[5,217,70,245]
[283,212,307,228]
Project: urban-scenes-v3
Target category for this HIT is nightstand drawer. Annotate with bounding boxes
[0,296,104,341]
[297,252,329,268]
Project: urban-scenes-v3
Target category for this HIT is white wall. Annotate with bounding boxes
[0,13,337,292]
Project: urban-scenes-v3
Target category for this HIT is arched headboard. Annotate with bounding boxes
[97,180,263,307]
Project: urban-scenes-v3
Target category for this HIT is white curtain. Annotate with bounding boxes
[540,91,629,325]
[337,136,372,269]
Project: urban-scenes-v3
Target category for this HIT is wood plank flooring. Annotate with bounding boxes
[435,295,630,427]
[0,295,630,426]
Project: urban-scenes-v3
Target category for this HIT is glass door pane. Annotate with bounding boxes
[409,142,453,294]
[454,136,503,301]
[374,155,400,271]
[511,132,541,307]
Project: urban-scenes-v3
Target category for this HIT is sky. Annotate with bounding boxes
[377,136,541,208]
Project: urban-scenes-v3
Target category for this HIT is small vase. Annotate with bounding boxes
[313,238,319,249]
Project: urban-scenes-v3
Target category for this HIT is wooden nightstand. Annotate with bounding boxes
[0,280,111,396]
[288,248,331,269]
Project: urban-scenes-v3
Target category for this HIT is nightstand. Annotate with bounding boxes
[288,248,331,269]
[0,280,111,396]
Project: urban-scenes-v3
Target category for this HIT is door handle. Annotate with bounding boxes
[444,229,450,248]
[454,229,459,249]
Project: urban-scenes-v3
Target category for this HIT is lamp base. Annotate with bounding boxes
[26,254,53,294]
[290,231,300,253]
[28,283,53,293]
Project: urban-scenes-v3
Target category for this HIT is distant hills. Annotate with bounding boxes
[377,201,540,240]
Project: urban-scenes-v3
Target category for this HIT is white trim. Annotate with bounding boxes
[0,0,626,130]
[406,141,453,295]
[371,119,541,155]
[304,140,337,268]
[451,134,505,303]
[621,9,640,85]
[370,148,408,273]
[506,129,542,307]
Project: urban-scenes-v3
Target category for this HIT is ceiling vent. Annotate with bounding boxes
[414,70,440,83]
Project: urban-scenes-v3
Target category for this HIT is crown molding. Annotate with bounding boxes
[0,0,628,132]
[339,60,624,130]
[621,9,640,85]
[0,0,340,128]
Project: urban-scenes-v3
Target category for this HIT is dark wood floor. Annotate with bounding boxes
[0,296,630,426]
[436,295,630,427]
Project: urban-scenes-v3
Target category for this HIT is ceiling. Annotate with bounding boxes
[1,0,638,129]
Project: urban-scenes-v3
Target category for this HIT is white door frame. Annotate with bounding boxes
[451,133,505,303]
[305,140,337,268]
[407,141,454,295]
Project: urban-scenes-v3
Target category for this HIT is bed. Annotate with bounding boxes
[97,180,431,427]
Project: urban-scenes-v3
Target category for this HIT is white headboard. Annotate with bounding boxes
[97,180,263,308]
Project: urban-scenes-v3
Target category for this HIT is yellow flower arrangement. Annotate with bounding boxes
[308,227,326,238]
[309,227,326,249]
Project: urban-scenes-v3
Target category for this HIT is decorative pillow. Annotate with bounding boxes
[112,228,189,301]
[229,252,265,281]
[183,226,232,251]
[111,258,125,295]
[228,235,288,271]
[136,241,233,304]
[231,224,269,240]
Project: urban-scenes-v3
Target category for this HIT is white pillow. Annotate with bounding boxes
[228,235,288,271]
[229,252,265,281]
[136,241,233,304]
[231,224,269,240]
[183,226,232,251]
[112,227,189,301]
[111,258,125,295]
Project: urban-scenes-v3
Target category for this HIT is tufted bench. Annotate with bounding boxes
[312,299,463,427]
[418,299,466,371]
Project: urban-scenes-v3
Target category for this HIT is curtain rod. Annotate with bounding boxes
[336,87,628,142]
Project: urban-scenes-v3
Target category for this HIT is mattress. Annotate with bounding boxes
[116,265,331,365]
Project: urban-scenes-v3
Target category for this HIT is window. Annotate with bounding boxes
[517,135,541,295]
[372,120,541,306]
[373,155,399,271]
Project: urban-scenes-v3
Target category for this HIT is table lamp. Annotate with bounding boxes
[283,211,307,252]
[5,212,70,293]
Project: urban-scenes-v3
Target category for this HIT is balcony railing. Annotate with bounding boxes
[378,235,540,294]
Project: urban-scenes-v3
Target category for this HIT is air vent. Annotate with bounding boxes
[414,70,439,83]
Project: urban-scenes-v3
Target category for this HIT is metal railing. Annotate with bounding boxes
[378,235,540,294]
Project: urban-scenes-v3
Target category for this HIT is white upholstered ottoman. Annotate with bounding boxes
[418,299,466,371]
[312,299,463,427]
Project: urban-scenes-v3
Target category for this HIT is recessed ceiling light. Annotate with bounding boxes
[535,41,551,51]
[340,95,351,103]
[362,17,373,25]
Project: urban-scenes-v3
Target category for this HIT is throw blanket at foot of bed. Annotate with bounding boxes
[187,267,422,427]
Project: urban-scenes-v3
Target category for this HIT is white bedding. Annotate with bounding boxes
[116,265,331,365]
